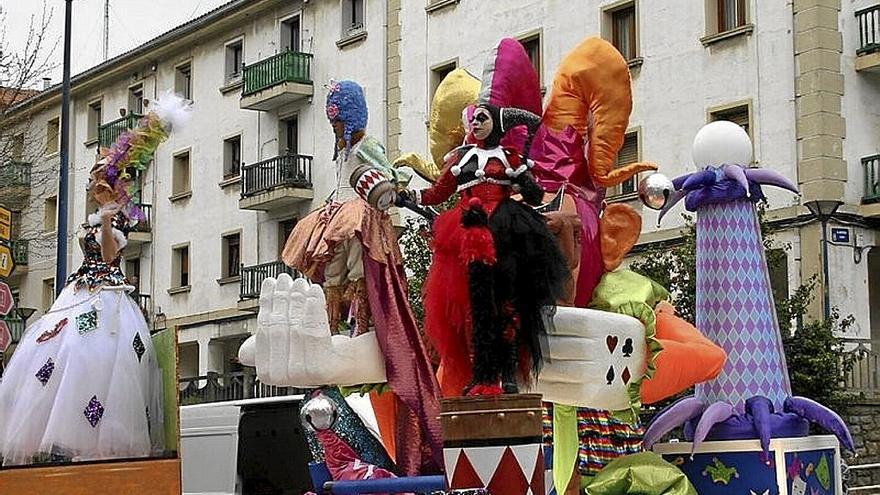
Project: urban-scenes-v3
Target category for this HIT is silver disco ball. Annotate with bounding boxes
[638,173,674,210]
[300,394,338,432]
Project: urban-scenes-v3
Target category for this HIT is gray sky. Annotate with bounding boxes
[2,0,229,87]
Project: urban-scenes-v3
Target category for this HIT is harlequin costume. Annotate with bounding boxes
[0,94,190,465]
[408,102,569,397]
[281,80,442,475]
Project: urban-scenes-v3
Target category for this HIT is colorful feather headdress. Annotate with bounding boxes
[96,90,191,222]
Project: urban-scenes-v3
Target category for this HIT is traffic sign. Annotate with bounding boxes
[0,223,9,242]
[0,244,14,278]
[0,282,11,316]
[0,206,10,227]
[0,320,10,352]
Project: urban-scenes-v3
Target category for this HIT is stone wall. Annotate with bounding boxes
[843,399,880,488]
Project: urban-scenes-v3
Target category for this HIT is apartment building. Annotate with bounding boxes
[1,0,879,384]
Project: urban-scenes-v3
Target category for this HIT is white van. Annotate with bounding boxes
[180,393,380,495]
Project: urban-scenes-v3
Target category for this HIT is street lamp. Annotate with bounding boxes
[804,199,843,321]
[15,307,36,322]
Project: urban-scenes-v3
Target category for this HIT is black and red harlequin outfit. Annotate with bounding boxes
[412,140,568,397]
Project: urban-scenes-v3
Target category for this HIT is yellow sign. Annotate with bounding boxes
[0,206,10,227]
[0,223,9,242]
[0,244,14,278]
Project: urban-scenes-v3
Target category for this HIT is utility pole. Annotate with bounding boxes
[103,0,110,61]
[55,0,73,295]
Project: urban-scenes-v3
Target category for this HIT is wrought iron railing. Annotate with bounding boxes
[842,338,880,398]
[242,50,313,96]
[240,261,302,300]
[11,239,28,265]
[178,369,305,405]
[857,5,880,55]
[863,155,880,203]
[241,154,312,198]
[135,293,151,320]
[98,113,143,148]
[0,160,31,187]
[131,203,153,232]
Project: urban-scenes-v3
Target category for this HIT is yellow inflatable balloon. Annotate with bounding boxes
[394,68,480,183]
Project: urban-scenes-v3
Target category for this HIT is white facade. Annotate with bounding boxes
[4,0,879,378]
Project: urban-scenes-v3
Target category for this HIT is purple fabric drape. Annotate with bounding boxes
[364,256,443,475]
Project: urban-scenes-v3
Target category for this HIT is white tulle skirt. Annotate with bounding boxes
[0,284,164,466]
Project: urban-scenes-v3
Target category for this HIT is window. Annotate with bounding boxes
[129,85,144,114]
[175,63,192,101]
[46,117,59,155]
[172,151,192,196]
[44,196,57,232]
[278,218,297,255]
[342,0,365,35]
[710,103,751,141]
[280,117,299,155]
[87,101,102,142]
[226,40,244,82]
[717,0,747,33]
[42,278,55,311]
[609,132,640,198]
[767,249,789,305]
[11,133,24,161]
[125,258,141,290]
[429,61,457,104]
[519,34,542,80]
[222,233,241,278]
[612,4,637,61]
[224,136,242,178]
[281,16,301,52]
[173,244,190,288]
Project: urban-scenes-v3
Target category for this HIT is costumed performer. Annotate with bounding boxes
[280,80,441,475]
[0,93,189,466]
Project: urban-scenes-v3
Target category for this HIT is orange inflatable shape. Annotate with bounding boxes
[641,302,727,404]
[543,37,656,187]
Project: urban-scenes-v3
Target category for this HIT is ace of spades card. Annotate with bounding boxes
[531,306,647,411]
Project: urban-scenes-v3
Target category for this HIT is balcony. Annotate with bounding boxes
[238,260,302,311]
[862,155,880,218]
[856,5,880,72]
[842,339,880,399]
[240,51,314,111]
[0,161,31,209]
[179,369,304,406]
[128,203,153,247]
[135,293,151,323]
[9,239,28,278]
[239,154,313,211]
[98,113,142,149]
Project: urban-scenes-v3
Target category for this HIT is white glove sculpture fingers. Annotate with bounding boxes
[287,277,311,384]
[266,273,294,385]
[249,276,278,380]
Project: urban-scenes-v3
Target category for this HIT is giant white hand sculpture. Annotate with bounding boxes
[528,306,647,411]
[238,274,387,387]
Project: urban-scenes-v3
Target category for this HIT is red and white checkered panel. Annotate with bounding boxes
[444,444,545,495]
[354,168,387,202]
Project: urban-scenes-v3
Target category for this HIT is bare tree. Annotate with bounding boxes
[0,1,62,262]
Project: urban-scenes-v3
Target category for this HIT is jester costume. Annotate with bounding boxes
[281,80,442,475]
[409,102,569,397]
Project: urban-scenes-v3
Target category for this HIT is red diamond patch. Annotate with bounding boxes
[487,447,529,495]
[451,450,484,489]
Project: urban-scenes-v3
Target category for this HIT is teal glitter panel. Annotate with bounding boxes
[695,201,791,412]
[76,309,99,336]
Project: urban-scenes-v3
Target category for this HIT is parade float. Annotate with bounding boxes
[0,94,189,494]
[238,35,853,495]
[645,121,853,495]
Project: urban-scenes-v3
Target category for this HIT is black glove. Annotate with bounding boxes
[394,190,412,208]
